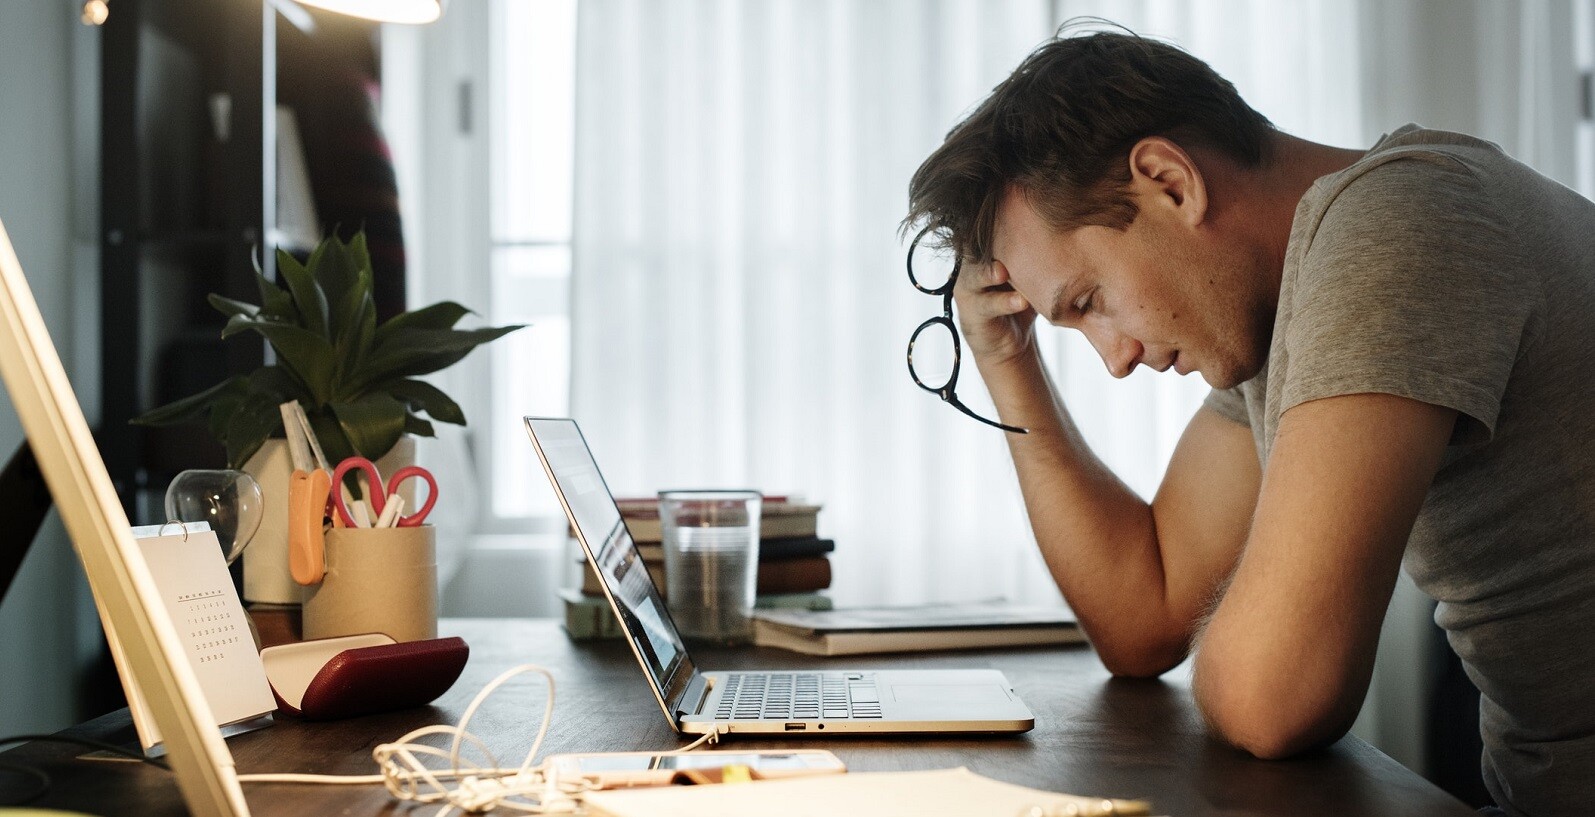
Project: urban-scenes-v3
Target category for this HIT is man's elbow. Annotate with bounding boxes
[1193,669,1356,759]
[1204,706,1343,760]
[1093,631,1190,679]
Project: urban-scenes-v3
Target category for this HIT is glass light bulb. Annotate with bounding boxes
[164,470,264,565]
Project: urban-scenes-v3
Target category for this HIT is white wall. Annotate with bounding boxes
[0,0,103,735]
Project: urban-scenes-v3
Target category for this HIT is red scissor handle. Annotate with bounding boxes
[330,457,386,528]
[385,465,439,527]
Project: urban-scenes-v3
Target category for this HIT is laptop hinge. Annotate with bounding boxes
[676,671,711,719]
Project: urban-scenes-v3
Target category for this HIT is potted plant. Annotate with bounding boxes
[133,232,521,468]
[134,232,522,605]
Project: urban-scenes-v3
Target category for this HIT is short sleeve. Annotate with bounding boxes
[1203,386,1250,427]
[1279,154,1537,445]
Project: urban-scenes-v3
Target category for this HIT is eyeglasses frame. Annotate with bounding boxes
[905,227,1029,435]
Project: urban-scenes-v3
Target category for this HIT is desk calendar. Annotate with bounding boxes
[105,522,276,753]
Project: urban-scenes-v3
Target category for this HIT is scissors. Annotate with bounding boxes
[330,457,440,528]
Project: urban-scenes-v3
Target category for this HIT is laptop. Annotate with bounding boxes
[524,417,1036,736]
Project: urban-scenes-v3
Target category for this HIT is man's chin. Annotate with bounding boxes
[1199,359,1261,390]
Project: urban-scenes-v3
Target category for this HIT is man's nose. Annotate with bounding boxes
[1085,328,1143,378]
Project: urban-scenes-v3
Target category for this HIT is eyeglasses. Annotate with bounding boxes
[905,227,1028,434]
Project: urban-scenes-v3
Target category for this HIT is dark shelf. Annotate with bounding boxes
[100,0,274,517]
[137,229,254,248]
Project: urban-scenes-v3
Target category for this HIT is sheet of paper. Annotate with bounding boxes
[116,523,276,749]
[580,767,1153,817]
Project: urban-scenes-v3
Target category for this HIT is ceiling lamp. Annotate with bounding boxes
[291,0,445,25]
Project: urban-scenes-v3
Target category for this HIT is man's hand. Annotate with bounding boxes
[955,259,1039,366]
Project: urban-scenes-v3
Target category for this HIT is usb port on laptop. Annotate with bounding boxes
[784,722,806,731]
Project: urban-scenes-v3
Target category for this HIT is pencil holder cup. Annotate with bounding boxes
[302,525,438,643]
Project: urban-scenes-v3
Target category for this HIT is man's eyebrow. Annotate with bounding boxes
[1047,286,1072,322]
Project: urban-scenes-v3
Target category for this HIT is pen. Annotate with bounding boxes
[375,493,404,528]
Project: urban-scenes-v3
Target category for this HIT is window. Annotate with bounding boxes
[1579,0,1595,198]
[486,0,577,521]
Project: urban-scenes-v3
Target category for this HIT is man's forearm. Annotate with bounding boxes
[976,351,1193,675]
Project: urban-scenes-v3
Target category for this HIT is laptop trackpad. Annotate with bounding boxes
[891,682,1011,704]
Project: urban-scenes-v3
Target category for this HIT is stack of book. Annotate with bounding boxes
[563,496,835,640]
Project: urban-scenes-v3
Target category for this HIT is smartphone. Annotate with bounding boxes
[544,749,846,789]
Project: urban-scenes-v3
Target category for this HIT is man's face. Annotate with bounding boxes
[989,185,1273,389]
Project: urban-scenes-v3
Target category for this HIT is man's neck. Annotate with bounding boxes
[1194,132,1367,324]
[1253,133,1367,270]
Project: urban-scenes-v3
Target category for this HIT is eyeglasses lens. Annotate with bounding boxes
[908,321,957,392]
[908,237,958,293]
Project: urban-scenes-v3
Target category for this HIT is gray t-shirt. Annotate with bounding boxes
[1205,125,1595,816]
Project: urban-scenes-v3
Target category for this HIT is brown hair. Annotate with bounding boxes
[904,24,1275,262]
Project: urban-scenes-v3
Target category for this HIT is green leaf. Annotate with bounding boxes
[207,294,259,319]
[246,323,338,403]
[247,365,306,400]
[387,378,467,426]
[221,312,278,339]
[403,413,436,438]
[308,235,363,307]
[209,389,244,443]
[330,269,376,386]
[223,391,284,469]
[357,325,525,391]
[130,376,249,427]
[307,409,356,467]
[254,269,298,323]
[373,301,473,347]
[345,233,372,289]
[276,249,330,339]
[329,393,408,461]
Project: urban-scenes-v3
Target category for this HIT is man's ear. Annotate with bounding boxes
[1127,137,1208,228]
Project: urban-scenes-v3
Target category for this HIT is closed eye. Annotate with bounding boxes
[1074,289,1095,315]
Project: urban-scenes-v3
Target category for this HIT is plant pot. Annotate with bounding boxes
[242,435,419,605]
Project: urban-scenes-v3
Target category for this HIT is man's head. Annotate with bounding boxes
[905,28,1282,387]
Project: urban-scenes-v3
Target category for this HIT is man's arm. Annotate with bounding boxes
[1193,392,1455,758]
[976,348,1261,677]
[952,253,1261,678]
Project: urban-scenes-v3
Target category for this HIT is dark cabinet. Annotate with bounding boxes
[99,0,275,520]
[99,1,394,522]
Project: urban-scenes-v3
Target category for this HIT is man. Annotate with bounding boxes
[904,29,1595,817]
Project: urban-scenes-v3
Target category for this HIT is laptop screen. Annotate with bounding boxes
[524,418,688,700]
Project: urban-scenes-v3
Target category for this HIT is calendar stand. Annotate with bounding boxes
[101,522,278,756]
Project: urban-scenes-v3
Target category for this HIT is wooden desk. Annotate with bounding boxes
[0,619,1473,816]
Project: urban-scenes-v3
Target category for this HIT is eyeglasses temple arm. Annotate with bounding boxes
[944,394,1028,434]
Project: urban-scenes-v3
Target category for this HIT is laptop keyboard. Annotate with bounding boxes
[714,672,882,720]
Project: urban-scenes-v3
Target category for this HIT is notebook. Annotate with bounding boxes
[580,767,1153,817]
[524,417,1036,736]
[752,600,1084,657]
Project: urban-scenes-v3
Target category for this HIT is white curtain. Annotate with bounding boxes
[1358,0,1583,186]
[570,0,1365,607]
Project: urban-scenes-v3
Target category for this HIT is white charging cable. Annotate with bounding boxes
[237,663,726,816]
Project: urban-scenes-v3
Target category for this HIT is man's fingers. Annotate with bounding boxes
[997,291,1033,316]
[960,285,1032,318]
[987,259,1011,285]
[960,261,1015,295]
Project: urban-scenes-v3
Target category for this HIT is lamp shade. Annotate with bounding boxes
[291,0,444,24]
